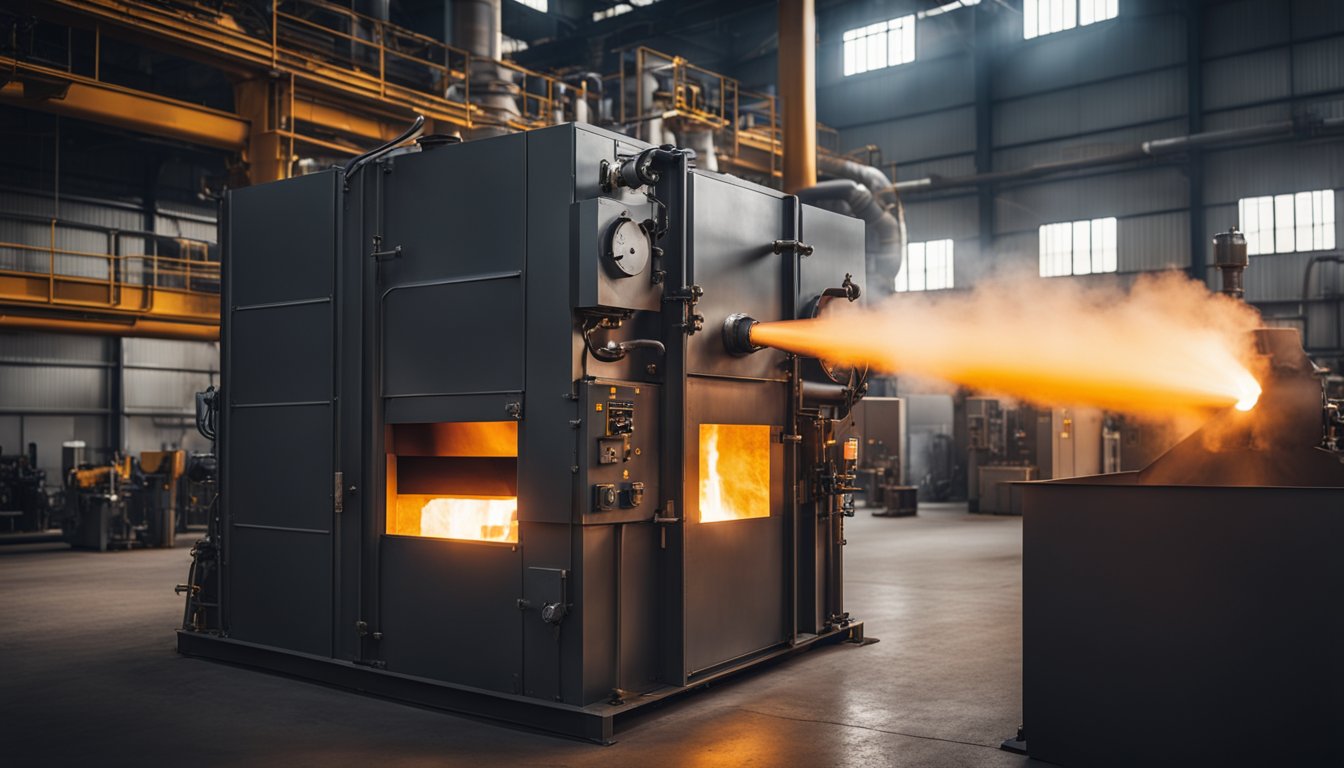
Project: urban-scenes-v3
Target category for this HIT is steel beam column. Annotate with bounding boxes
[778,0,817,193]
[1187,0,1207,284]
[234,77,286,185]
[0,58,248,151]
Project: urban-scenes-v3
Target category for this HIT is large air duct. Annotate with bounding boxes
[814,154,907,294]
[451,0,520,136]
[818,154,898,208]
[797,179,902,295]
[453,0,499,58]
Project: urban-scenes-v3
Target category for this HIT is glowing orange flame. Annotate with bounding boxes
[699,424,771,523]
[390,494,518,543]
[749,272,1265,419]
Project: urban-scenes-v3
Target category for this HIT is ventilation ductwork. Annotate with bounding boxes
[796,178,903,296]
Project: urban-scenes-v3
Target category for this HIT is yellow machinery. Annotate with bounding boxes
[62,450,187,550]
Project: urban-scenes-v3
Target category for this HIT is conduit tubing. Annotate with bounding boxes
[894,116,1344,193]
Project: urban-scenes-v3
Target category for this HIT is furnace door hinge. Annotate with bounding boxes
[333,471,344,514]
[773,239,814,257]
[355,620,382,641]
[664,284,705,334]
[506,400,523,420]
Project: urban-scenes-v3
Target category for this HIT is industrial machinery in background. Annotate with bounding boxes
[60,441,192,551]
[849,397,917,516]
[180,452,217,531]
[1014,229,1344,766]
[177,121,874,741]
[964,396,1126,515]
[0,443,51,533]
[965,397,1038,514]
[901,394,958,502]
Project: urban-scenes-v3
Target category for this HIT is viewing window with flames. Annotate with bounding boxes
[386,421,518,544]
[698,424,771,523]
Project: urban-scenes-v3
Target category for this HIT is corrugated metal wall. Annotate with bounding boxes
[817,0,1344,353]
[0,331,218,486]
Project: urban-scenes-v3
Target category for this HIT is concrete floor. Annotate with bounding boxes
[1,504,1035,767]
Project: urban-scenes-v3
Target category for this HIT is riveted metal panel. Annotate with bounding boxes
[228,526,332,656]
[686,172,789,379]
[379,133,526,285]
[381,276,524,397]
[229,302,333,405]
[379,535,522,694]
[229,404,333,531]
[228,172,335,307]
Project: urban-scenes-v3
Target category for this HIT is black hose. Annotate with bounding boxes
[343,115,426,189]
[194,386,218,443]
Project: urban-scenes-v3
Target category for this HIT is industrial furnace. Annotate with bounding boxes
[178,122,871,740]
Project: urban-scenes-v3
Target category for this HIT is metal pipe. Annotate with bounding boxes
[893,116,1344,193]
[815,154,907,291]
[818,154,898,208]
[0,313,219,341]
[451,0,519,135]
[779,0,817,193]
[1212,228,1248,300]
[452,0,500,59]
[801,380,849,403]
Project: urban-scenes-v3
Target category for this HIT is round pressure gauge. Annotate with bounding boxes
[605,216,651,278]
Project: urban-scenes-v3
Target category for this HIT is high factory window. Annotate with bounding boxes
[592,0,654,22]
[842,15,916,77]
[1039,217,1117,278]
[1238,190,1336,256]
[896,239,955,292]
[513,0,547,12]
[1024,0,1118,40]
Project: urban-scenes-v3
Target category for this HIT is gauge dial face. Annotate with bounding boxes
[606,218,650,277]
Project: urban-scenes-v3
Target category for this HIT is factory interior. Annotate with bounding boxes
[1,0,1342,765]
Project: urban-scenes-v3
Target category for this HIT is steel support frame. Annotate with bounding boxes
[176,620,863,743]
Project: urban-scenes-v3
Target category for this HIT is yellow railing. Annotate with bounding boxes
[612,47,784,181]
[0,214,219,325]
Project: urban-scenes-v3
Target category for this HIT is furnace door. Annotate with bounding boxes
[682,378,790,678]
[374,420,524,695]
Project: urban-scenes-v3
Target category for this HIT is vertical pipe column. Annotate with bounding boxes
[453,0,501,60]
[779,0,817,193]
[451,0,518,137]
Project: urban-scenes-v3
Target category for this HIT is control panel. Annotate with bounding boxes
[580,380,658,524]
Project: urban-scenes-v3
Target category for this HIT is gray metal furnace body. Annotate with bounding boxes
[178,123,869,740]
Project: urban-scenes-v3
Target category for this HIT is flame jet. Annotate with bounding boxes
[740,271,1263,419]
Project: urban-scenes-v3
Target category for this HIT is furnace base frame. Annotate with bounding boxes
[178,622,865,743]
